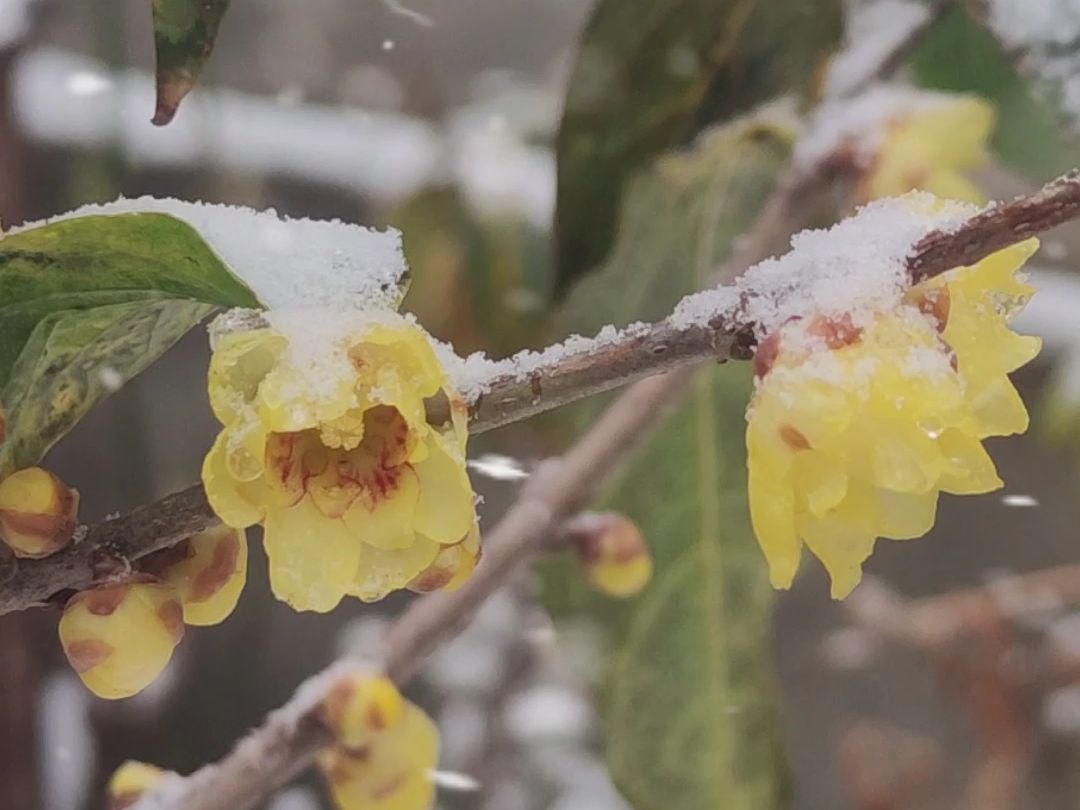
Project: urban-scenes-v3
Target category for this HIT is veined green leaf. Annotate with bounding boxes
[0,212,259,473]
[542,116,793,810]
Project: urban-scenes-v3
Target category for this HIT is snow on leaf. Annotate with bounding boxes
[13,198,409,314]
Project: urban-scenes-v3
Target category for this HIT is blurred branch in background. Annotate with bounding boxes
[832,564,1080,810]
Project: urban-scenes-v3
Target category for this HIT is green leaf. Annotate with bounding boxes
[553,0,843,294]
[542,116,793,810]
[0,212,259,473]
[152,0,231,125]
[910,6,1080,180]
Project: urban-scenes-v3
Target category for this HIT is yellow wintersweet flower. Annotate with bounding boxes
[747,240,1040,599]
[319,674,439,810]
[202,313,477,613]
[861,95,994,204]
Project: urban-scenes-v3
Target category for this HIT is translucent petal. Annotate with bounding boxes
[202,433,267,528]
[876,489,938,540]
[935,429,1003,494]
[413,436,475,545]
[969,379,1031,437]
[792,452,849,517]
[350,534,440,602]
[869,424,942,494]
[207,329,286,424]
[356,322,446,399]
[800,512,877,600]
[747,468,801,590]
[263,498,359,613]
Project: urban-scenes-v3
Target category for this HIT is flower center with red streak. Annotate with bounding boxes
[266,406,415,516]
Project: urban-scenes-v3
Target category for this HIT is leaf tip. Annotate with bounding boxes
[152,73,194,126]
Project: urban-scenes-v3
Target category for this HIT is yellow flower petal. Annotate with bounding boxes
[876,489,938,540]
[202,433,268,528]
[342,466,421,551]
[414,435,474,545]
[263,498,360,613]
[747,467,801,591]
[207,329,286,424]
[202,312,479,610]
[351,534,441,603]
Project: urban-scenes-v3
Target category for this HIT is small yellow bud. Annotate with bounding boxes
[318,679,439,810]
[107,760,168,809]
[143,525,248,626]
[59,579,184,699]
[408,524,480,594]
[567,512,653,598]
[0,467,79,558]
[322,674,406,752]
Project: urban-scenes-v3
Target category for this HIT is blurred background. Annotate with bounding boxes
[2,0,1080,809]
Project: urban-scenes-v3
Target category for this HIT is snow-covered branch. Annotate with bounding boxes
[2,172,1080,622]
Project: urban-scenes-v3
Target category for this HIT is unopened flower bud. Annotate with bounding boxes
[318,678,439,810]
[107,760,168,809]
[59,579,184,699]
[0,467,79,558]
[566,512,652,598]
[142,525,248,626]
[322,674,405,752]
[408,525,480,594]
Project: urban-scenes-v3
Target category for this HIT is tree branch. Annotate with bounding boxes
[4,171,1080,620]
[130,170,1080,810]
[909,169,1080,280]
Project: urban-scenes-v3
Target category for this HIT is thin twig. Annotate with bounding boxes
[132,170,1080,810]
[909,170,1080,280]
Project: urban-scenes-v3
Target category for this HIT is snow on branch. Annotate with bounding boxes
[2,172,1079,620]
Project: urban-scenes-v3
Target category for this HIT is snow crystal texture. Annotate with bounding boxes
[12,197,408,312]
